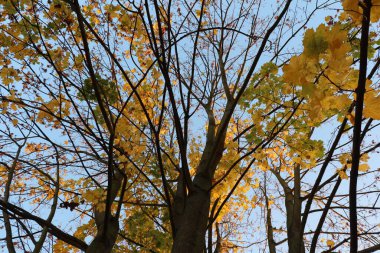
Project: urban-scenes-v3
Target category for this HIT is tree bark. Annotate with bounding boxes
[288,164,304,253]
[86,170,123,253]
[272,166,305,253]
[350,1,371,252]
[172,103,228,253]
[285,189,305,253]
[264,175,276,253]
[86,215,120,253]
[171,179,211,253]
[265,194,276,253]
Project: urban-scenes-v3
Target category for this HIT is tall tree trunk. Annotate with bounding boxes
[286,194,305,253]
[172,105,228,253]
[288,164,304,253]
[350,1,371,252]
[273,165,305,253]
[172,178,211,253]
[284,187,298,253]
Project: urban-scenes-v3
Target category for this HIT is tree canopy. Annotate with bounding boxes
[0,0,380,252]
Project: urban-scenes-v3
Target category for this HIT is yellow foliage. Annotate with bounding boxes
[326,239,335,247]
[37,96,71,126]
[282,55,317,85]
[283,23,354,123]
[303,26,328,59]
[342,0,380,23]
[53,240,79,253]
[359,163,370,172]
[363,91,380,119]
[337,168,349,180]
[347,113,355,125]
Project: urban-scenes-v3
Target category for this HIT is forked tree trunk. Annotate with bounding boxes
[171,139,223,252]
[86,215,119,253]
[272,166,305,253]
[171,104,230,253]
[285,192,305,253]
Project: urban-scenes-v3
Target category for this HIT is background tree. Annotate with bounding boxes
[0,0,380,253]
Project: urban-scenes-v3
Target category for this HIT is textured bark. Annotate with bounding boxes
[3,160,17,253]
[172,107,227,253]
[272,167,305,253]
[266,199,276,253]
[86,215,120,253]
[285,186,304,253]
[171,181,211,253]
[288,164,304,253]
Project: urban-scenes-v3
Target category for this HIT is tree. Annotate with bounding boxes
[0,0,380,252]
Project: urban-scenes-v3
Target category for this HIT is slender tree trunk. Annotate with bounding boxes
[285,191,304,253]
[3,147,23,253]
[283,165,305,253]
[263,174,276,253]
[350,1,371,252]
[215,223,222,253]
[265,194,276,253]
[3,163,17,253]
[292,164,304,253]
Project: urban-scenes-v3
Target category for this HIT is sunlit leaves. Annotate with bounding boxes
[341,0,380,23]
[363,90,380,119]
[0,0,379,252]
[326,239,335,248]
[303,26,328,59]
[36,95,71,127]
[282,23,354,123]
[337,153,371,179]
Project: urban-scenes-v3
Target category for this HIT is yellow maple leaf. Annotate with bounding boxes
[359,163,370,172]
[341,0,361,22]
[342,0,380,22]
[10,103,17,111]
[326,239,335,247]
[283,55,317,85]
[337,169,348,180]
[303,26,328,59]
[363,91,380,119]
